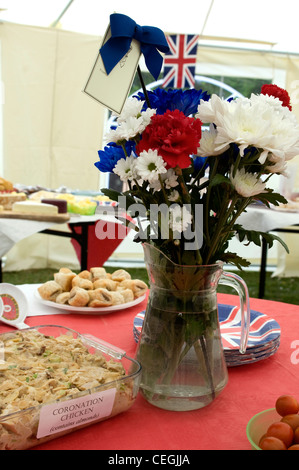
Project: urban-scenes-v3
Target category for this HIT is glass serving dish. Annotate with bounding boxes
[246,408,281,450]
[0,325,141,450]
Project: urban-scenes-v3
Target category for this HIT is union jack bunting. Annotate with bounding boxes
[162,34,199,88]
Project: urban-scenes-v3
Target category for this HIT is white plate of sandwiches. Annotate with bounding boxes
[35,267,147,314]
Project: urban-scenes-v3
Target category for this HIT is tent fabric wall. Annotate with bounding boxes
[0,22,106,271]
[1,22,299,274]
[0,21,105,189]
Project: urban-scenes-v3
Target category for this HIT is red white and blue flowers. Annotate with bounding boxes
[95,85,299,267]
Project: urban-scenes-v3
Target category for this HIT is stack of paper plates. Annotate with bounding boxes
[133,304,281,367]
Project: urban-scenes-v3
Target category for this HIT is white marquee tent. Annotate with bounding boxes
[1,0,299,273]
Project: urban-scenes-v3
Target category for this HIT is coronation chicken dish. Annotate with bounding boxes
[0,329,138,450]
[0,330,125,417]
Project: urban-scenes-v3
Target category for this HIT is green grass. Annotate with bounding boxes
[2,267,299,305]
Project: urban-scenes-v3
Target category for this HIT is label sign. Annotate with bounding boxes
[83,25,141,115]
[37,388,116,439]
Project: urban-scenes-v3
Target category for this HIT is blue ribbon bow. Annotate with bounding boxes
[100,13,170,80]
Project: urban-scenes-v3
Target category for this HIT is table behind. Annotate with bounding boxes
[0,293,298,451]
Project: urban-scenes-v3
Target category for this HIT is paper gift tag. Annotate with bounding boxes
[83,25,141,115]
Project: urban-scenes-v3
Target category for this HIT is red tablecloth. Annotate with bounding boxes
[70,220,130,269]
[0,293,298,451]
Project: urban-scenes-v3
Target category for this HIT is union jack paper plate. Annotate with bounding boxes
[133,304,281,367]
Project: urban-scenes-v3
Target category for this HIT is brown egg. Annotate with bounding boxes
[288,444,299,450]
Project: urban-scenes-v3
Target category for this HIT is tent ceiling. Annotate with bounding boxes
[0,0,298,54]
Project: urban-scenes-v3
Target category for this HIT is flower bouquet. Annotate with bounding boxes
[95,84,299,410]
[97,84,298,267]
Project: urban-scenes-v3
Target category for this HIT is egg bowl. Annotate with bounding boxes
[246,408,282,450]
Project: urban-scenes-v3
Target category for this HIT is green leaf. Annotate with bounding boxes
[209,174,232,188]
[257,190,288,207]
[101,188,136,210]
[219,251,251,269]
[101,188,120,202]
[262,232,289,253]
[235,225,289,253]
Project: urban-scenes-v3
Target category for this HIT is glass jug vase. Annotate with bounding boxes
[135,243,250,411]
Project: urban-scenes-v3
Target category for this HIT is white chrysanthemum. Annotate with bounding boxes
[265,153,288,176]
[197,124,229,157]
[196,95,231,124]
[196,93,299,165]
[141,108,156,127]
[164,169,179,189]
[113,155,137,182]
[118,116,147,140]
[149,168,179,191]
[168,190,180,202]
[105,107,156,144]
[230,167,267,197]
[117,97,144,122]
[135,149,167,183]
[215,98,275,159]
[250,93,297,124]
[105,126,125,144]
[169,205,193,233]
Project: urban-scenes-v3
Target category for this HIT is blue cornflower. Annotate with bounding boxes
[193,156,208,174]
[95,141,136,173]
[134,88,210,116]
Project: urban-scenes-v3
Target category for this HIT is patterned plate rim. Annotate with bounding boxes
[133,304,281,351]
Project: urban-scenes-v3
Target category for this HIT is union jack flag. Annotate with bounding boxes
[162,34,199,89]
[133,305,281,352]
[219,305,280,350]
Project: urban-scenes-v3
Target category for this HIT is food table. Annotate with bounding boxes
[1,204,299,293]
[0,286,298,451]
[234,205,299,298]
[0,211,130,281]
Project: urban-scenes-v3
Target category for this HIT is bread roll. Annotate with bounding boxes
[72,275,93,290]
[0,177,14,191]
[54,272,76,291]
[120,279,147,297]
[78,270,92,280]
[88,288,113,307]
[119,288,134,303]
[38,281,62,301]
[93,278,117,291]
[110,291,126,305]
[55,292,71,304]
[90,267,107,280]
[111,269,131,282]
[59,267,73,274]
[68,287,89,307]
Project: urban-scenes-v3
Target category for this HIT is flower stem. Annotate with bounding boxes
[204,157,220,247]
[175,166,203,264]
[205,192,239,264]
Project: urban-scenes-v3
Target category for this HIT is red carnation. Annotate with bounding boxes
[136,109,202,169]
[261,84,292,110]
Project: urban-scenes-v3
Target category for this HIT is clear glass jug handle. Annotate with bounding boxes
[219,272,250,354]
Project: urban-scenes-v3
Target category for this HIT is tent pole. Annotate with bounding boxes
[50,0,75,28]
